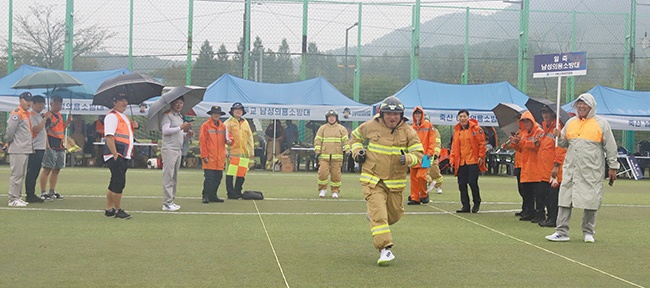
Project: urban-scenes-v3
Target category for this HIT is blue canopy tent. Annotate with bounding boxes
[0,65,131,114]
[562,85,650,131]
[197,74,372,121]
[378,79,530,126]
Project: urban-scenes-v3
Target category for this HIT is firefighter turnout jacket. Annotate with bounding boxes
[351,115,424,191]
[314,122,350,161]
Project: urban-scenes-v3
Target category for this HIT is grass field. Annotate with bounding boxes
[1,166,649,287]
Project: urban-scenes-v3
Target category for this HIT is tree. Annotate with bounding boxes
[191,40,219,86]
[10,4,115,70]
[216,44,231,77]
[275,38,295,82]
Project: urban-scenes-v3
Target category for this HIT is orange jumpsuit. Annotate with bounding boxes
[410,107,436,202]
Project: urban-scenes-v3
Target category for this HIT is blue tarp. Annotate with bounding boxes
[384,79,530,126]
[0,65,131,99]
[197,74,372,121]
[562,85,650,131]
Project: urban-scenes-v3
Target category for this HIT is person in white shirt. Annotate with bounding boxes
[160,96,193,211]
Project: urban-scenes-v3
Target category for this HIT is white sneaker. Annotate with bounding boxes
[8,200,28,207]
[436,187,443,194]
[426,181,436,193]
[162,203,180,211]
[377,248,395,266]
[318,190,327,198]
[545,232,570,242]
[332,192,339,198]
[584,234,595,243]
[18,199,29,205]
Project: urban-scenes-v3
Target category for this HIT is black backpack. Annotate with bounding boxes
[242,191,264,200]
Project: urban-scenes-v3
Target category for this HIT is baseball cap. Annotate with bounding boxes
[19,92,33,101]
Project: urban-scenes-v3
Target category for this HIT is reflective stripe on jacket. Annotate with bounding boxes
[351,115,423,191]
[314,122,350,161]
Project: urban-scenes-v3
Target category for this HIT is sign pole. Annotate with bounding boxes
[555,76,562,146]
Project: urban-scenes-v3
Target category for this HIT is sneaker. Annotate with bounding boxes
[545,232,570,242]
[18,199,30,206]
[163,203,180,211]
[41,192,53,201]
[436,187,443,194]
[104,208,116,218]
[377,248,395,266]
[318,190,327,198]
[8,200,28,207]
[584,234,595,243]
[332,192,339,198]
[49,191,64,200]
[26,196,45,203]
[114,209,132,219]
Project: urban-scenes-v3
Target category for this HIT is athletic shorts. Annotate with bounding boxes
[42,149,65,169]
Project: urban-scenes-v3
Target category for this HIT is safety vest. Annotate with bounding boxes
[46,112,65,150]
[103,110,133,158]
[96,120,105,135]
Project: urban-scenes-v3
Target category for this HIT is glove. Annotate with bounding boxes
[354,149,366,164]
[399,150,406,165]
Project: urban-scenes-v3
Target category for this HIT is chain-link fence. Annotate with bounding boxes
[2,0,650,144]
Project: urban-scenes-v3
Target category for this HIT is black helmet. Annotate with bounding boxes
[325,109,339,122]
[229,102,247,116]
[379,96,405,118]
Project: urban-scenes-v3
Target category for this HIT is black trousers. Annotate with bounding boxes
[25,150,45,197]
[536,181,550,219]
[202,169,223,200]
[546,184,559,223]
[225,175,245,198]
[514,168,524,211]
[520,182,540,217]
[457,164,481,209]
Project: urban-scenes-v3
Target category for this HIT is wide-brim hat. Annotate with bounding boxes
[207,105,226,116]
[229,102,247,116]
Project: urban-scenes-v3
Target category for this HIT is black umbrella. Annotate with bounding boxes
[525,98,571,125]
[492,103,527,136]
[146,86,206,131]
[92,73,163,109]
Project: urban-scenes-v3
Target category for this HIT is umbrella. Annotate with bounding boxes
[11,70,83,90]
[92,73,163,109]
[525,98,571,125]
[492,103,527,136]
[146,86,206,131]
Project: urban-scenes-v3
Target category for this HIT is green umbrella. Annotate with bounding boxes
[11,70,83,90]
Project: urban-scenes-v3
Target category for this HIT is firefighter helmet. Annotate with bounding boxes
[379,96,405,118]
[325,109,339,122]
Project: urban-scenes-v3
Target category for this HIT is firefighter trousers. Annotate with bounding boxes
[318,159,342,192]
[364,180,404,250]
[409,167,428,201]
[427,159,443,188]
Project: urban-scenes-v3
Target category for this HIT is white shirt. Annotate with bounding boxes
[103,111,134,161]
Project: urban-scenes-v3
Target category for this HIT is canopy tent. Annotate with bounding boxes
[196,74,373,121]
[0,65,132,115]
[562,85,650,131]
[381,79,530,126]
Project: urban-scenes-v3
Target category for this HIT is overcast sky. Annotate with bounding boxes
[1,0,514,59]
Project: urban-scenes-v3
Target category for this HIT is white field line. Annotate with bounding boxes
[253,200,290,288]
[425,203,645,288]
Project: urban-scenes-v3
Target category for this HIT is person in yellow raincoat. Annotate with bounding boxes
[224,102,255,199]
[351,96,423,266]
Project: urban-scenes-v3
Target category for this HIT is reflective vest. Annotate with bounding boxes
[103,110,133,158]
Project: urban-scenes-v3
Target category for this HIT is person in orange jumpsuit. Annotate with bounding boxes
[450,109,487,213]
[199,106,232,203]
[538,106,567,227]
[408,107,436,205]
[510,111,544,222]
